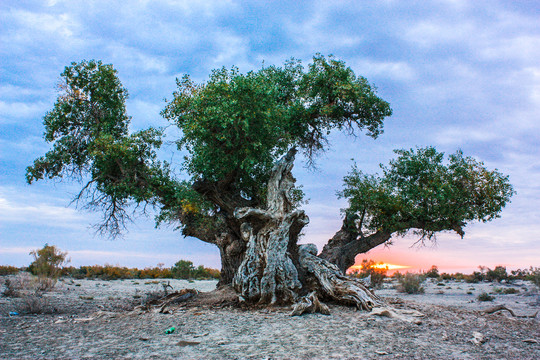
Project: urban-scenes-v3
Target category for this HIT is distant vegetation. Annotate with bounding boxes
[349,260,540,287]
[59,262,220,280]
[0,244,220,281]
[1,247,538,286]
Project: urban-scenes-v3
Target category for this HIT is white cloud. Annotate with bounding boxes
[0,101,48,123]
[352,59,416,82]
[108,44,170,74]
[435,126,500,146]
[404,19,476,48]
[0,187,84,227]
[0,246,34,254]
[209,32,251,70]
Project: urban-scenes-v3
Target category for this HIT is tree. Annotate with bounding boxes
[28,244,69,289]
[27,56,513,313]
[319,147,515,272]
[171,260,195,279]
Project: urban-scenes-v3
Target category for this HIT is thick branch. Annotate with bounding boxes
[320,213,466,274]
[319,228,391,274]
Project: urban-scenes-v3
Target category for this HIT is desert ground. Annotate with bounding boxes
[1,275,539,359]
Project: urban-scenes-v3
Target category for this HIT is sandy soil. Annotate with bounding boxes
[1,275,539,359]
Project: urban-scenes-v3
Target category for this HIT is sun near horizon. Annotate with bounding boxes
[347,262,412,274]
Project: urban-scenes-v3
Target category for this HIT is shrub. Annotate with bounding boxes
[171,260,195,279]
[503,288,519,294]
[349,259,388,288]
[440,273,454,281]
[2,279,18,297]
[425,265,439,278]
[478,292,494,302]
[486,266,508,282]
[1,272,33,297]
[396,273,425,294]
[453,272,465,281]
[465,271,484,283]
[170,260,220,280]
[0,265,20,276]
[61,262,219,280]
[17,294,56,314]
[525,267,540,288]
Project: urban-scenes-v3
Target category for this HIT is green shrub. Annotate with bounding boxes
[392,271,404,280]
[503,288,519,294]
[526,267,540,288]
[440,273,453,281]
[171,260,195,279]
[396,273,425,294]
[486,266,508,282]
[477,292,494,301]
[465,271,484,283]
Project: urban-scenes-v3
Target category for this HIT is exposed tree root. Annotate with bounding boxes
[297,244,383,313]
[481,304,539,318]
[132,289,198,314]
[291,292,330,316]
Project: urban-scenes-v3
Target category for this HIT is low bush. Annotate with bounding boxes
[503,288,519,294]
[486,266,508,282]
[17,294,56,314]
[477,292,494,302]
[396,273,425,294]
[171,260,220,280]
[0,265,20,276]
[349,259,387,288]
[1,272,33,297]
[526,267,540,288]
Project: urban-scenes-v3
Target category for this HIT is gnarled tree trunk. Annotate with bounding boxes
[319,227,392,274]
[232,148,382,313]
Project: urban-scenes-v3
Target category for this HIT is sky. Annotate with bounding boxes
[1,0,539,273]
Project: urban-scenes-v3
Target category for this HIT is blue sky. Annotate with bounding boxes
[1,0,539,272]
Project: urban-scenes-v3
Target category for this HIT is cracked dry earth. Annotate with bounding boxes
[1,277,539,359]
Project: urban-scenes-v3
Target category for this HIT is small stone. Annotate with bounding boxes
[471,331,487,345]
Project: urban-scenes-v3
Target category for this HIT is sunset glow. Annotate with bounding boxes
[347,263,411,273]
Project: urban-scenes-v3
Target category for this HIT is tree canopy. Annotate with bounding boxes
[161,55,392,203]
[340,147,514,240]
[27,55,392,240]
[319,147,514,272]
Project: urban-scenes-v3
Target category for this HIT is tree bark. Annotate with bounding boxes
[233,149,306,304]
[215,232,246,287]
[231,148,381,313]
